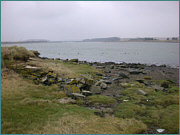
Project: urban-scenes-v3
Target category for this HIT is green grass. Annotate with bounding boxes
[114,82,179,133]
[87,95,117,105]
[62,61,105,79]
[1,70,146,134]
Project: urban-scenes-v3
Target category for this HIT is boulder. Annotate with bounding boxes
[161,81,169,88]
[81,74,94,85]
[90,85,101,95]
[105,67,111,73]
[119,73,129,78]
[100,82,107,89]
[58,97,76,104]
[64,85,81,96]
[95,80,104,86]
[152,85,164,92]
[135,90,147,96]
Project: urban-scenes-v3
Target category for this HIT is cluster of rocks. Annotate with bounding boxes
[15,65,60,85]
[59,74,111,99]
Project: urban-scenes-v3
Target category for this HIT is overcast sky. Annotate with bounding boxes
[1,1,179,41]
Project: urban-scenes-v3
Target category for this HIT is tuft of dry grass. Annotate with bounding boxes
[26,58,75,78]
[32,115,147,134]
[1,46,35,62]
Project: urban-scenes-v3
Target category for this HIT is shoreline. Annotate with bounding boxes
[40,56,179,69]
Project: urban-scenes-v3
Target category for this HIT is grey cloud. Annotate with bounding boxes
[1,1,179,41]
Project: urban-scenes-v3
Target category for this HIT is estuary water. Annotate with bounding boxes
[1,42,179,67]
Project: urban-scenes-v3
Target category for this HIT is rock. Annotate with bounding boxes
[57,77,65,82]
[135,90,147,96]
[152,85,164,92]
[96,66,105,69]
[58,97,76,104]
[95,80,104,86]
[66,79,78,85]
[25,65,41,72]
[71,93,86,99]
[41,57,49,60]
[123,100,129,102]
[102,76,109,80]
[41,76,48,83]
[100,82,107,89]
[120,83,129,87]
[96,73,103,76]
[49,78,56,84]
[119,73,129,78]
[128,69,143,74]
[81,74,94,85]
[156,129,165,133]
[69,59,78,62]
[104,80,112,84]
[110,65,114,69]
[105,67,111,73]
[101,108,113,113]
[120,65,128,68]
[144,76,152,80]
[82,90,92,96]
[90,85,101,95]
[64,85,81,96]
[136,79,144,83]
[112,77,122,81]
[143,81,151,86]
[161,81,169,88]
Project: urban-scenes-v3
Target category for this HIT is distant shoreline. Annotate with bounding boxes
[1,40,179,44]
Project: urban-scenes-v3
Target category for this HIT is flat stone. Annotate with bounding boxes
[119,73,129,78]
[128,69,143,74]
[82,90,92,96]
[71,93,86,99]
[135,89,147,96]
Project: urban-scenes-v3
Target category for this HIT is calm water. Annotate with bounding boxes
[1,42,179,67]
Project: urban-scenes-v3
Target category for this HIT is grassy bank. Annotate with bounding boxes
[1,46,147,134]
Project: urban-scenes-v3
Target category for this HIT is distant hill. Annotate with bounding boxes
[24,39,50,42]
[82,37,120,42]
